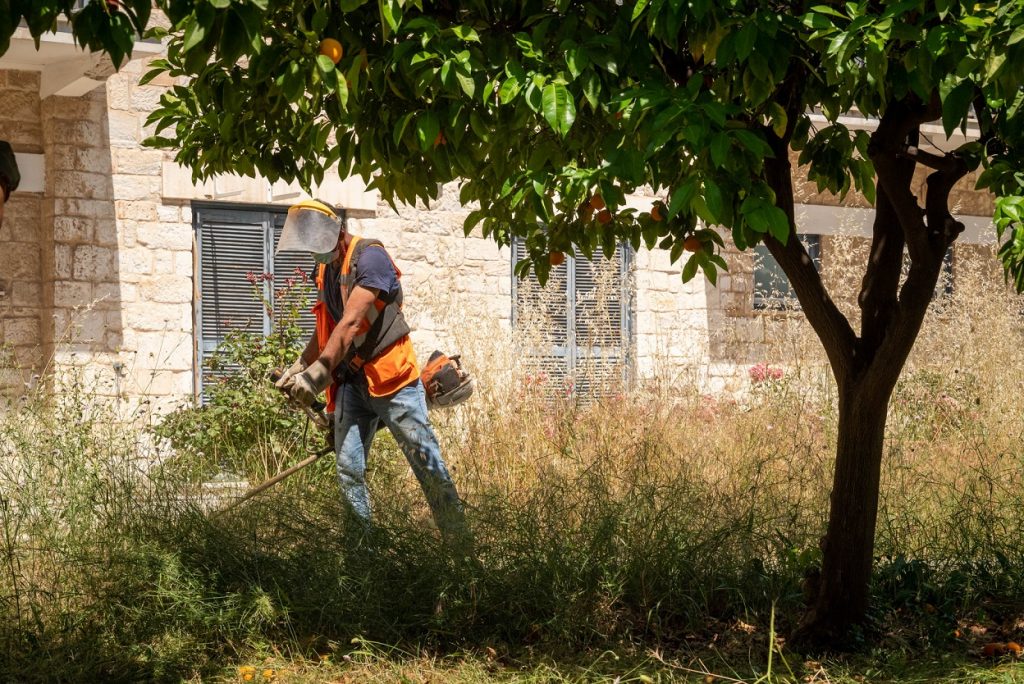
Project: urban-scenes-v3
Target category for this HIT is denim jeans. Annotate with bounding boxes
[333,377,467,537]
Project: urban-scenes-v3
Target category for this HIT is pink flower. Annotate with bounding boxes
[750,363,783,384]
[245,271,258,284]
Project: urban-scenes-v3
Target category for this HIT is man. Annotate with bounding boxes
[0,141,20,225]
[274,199,468,540]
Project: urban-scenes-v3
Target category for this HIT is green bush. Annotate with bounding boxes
[153,276,315,481]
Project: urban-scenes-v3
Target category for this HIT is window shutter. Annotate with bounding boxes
[512,239,571,392]
[512,238,633,399]
[196,209,267,366]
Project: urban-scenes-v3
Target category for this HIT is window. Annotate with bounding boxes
[753,234,821,310]
[193,203,321,394]
[511,239,634,398]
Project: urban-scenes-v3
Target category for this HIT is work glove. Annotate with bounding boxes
[288,359,332,407]
[275,356,307,391]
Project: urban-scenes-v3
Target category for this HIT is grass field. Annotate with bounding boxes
[0,252,1022,682]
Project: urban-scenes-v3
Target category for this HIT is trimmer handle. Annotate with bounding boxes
[268,367,331,430]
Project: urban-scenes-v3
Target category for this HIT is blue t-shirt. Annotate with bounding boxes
[319,244,399,322]
[353,244,400,299]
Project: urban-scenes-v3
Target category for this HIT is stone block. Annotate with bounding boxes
[52,244,72,279]
[174,251,193,276]
[93,282,123,305]
[113,174,161,201]
[106,110,140,146]
[0,121,43,151]
[0,243,41,280]
[3,317,40,346]
[53,216,93,243]
[3,90,40,124]
[116,200,158,221]
[136,221,191,250]
[10,281,41,308]
[140,277,192,304]
[156,203,180,223]
[111,147,162,176]
[53,280,93,308]
[130,85,165,112]
[5,71,40,91]
[153,250,175,274]
[124,303,174,332]
[92,218,119,247]
[47,120,104,147]
[55,198,116,220]
[73,245,115,281]
[52,171,113,201]
[119,247,153,276]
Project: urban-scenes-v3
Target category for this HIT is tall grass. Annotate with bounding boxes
[0,247,1022,681]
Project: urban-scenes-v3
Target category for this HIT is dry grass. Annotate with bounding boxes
[0,243,1022,681]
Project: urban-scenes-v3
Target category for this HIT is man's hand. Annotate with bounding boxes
[288,359,333,406]
[275,356,308,391]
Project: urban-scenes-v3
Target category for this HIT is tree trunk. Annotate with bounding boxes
[794,378,890,647]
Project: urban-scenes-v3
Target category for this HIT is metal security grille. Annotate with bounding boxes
[193,203,322,396]
[512,239,634,399]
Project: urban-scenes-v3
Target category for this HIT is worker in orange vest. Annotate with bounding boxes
[0,141,20,225]
[274,200,468,541]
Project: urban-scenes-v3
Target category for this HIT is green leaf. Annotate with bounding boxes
[941,81,974,137]
[631,0,651,21]
[703,179,724,224]
[682,253,700,281]
[710,133,730,168]
[667,179,697,218]
[1009,26,1024,45]
[316,54,336,74]
[416,112,440,152]
[498,76,521,103]
[182,16,206,52]
[450,25,480,42]
[379,0,401,36]
[542,82,576,137]
[456,66,476,98]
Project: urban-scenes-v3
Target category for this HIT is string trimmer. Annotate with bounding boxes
[213,368,334,514]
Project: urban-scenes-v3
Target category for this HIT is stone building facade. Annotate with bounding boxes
[0,38,1005,415]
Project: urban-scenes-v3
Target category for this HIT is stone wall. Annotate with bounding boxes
[0,70,43,395]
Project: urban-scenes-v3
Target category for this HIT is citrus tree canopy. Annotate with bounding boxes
[6,0,1024,646]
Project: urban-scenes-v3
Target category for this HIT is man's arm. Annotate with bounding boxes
[318,284,379,372]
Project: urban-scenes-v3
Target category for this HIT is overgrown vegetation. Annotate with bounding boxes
[0,252,1022,682]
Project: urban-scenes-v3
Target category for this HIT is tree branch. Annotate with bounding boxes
[868,98,939,264]
[858,183,905,355]
[764,153,856,379]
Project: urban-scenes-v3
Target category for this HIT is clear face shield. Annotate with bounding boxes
[275,200,344,257]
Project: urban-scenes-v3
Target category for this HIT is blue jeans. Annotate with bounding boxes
[333,378,467,537]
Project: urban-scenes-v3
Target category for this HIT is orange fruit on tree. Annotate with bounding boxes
[319,38,344,64]
[597,208,612,224]
[684,236,702,252]
[651,203,664,222]
[549,251,565,266]
[589,194,606,210]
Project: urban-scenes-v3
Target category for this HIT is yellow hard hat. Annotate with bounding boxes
[276,199,343,254]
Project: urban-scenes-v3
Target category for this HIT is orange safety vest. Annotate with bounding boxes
[312,236,420,412]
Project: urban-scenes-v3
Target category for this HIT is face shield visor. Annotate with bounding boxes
[275,200,343,255]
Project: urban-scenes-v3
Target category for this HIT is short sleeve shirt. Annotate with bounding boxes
[319,243,399,322]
